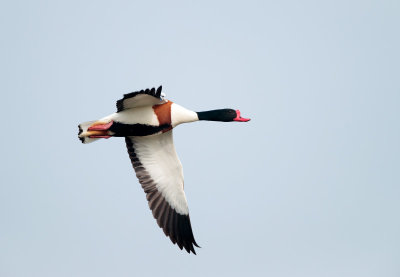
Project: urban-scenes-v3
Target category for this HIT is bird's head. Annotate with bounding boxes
[196,109,250,122]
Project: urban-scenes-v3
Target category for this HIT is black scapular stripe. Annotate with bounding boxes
[110,122,170,137]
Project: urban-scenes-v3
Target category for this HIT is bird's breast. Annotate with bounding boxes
[152,100,173,133]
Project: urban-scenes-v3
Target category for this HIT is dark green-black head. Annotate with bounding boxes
[196,109,250,122]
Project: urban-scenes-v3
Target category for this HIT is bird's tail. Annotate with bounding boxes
[78,120,101,144]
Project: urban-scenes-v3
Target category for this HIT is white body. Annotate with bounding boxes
[98,102,199,128]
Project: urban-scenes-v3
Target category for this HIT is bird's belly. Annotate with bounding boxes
[109,122,172,137]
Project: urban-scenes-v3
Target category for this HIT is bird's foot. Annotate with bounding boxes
[81,120,114,138]
[88,120,114,131]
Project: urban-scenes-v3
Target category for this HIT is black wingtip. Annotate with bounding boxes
[156,86,162,97]
[78,125,85,143]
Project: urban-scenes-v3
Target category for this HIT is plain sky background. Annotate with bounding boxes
[1,0,399,276]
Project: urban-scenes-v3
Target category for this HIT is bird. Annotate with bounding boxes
[78,86,250,254]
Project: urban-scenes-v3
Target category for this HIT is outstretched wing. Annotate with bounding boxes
[125,131,199,254]
[116,86,165,112]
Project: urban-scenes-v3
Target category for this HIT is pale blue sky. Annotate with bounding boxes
[1,1,399,276]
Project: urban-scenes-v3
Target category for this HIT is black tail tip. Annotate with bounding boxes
[78,125,84,143]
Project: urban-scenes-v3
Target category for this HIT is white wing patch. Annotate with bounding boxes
[129,132,189,215]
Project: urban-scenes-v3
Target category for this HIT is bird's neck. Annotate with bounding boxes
[170,103,199,126]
